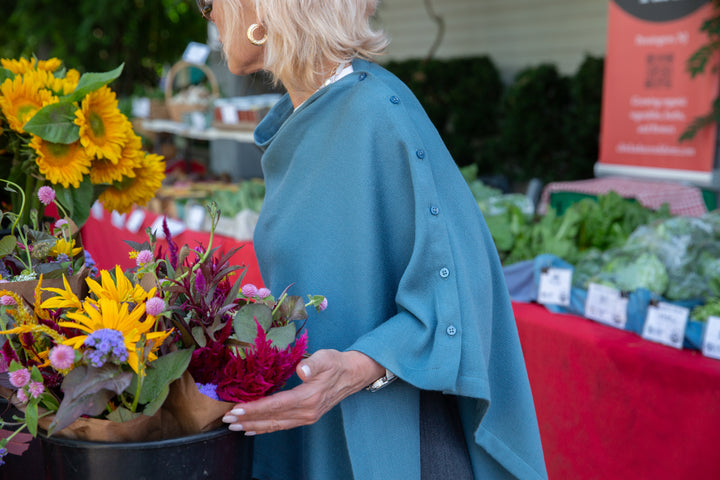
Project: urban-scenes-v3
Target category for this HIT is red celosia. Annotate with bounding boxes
[189,341,232,384]
[216,322,308,403]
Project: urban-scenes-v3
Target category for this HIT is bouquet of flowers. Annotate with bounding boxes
[0,55,165,291]
[0,203,325,464]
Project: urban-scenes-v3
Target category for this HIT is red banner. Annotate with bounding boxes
[598,0,718,176]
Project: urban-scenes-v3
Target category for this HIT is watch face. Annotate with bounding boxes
[613,0,707,23]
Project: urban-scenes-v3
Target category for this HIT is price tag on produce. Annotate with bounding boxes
[585,283,628,329]
[701,316,720,360]
[537,268,572,307]
[220,104,239,124]
[642,301,689,349]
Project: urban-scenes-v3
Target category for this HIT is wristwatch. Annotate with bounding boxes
[366,369,397,392]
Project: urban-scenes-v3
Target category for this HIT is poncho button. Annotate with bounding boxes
[439,267,450,278]
[358,72,367,81]
[390,95,400,104]
[430,206,440,216]
[446,325,457,336]
[416,149,425,159]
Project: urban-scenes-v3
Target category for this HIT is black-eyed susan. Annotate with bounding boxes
[30,136,92,188]
[0,74,58,133]
[59,297,170,375]
[40,274,83,312]
[85,265,156,306]
[74,85,129,164]
[89,129,142,185]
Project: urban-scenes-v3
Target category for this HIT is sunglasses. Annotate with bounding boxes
[196,0,212,20]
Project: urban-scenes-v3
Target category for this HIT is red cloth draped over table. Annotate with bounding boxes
[80,209,264,287]
[514,301,720,480]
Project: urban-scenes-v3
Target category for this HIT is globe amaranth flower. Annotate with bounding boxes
[49,344,76,370]
[257,287,271,299]
[241,284,258,298]
[8,368,31,388]
[27,381,44,399]
[55,219,69,229]
[16,388,28,403]
[318,298,328,312]
[37,185,56,205]
[83,328,129,368]
[135,249,154,267]
[0,295,16,306]
[145,296,165,316]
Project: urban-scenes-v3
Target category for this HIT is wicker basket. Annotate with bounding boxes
[165,61,220,123]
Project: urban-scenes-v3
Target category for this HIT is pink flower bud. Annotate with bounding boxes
[136,249,154,266]
[28,381,44,399]
[146,297,165,316]
[241,284,258,298]
[0,295,16,306]
[8,368,31,388]
[37,186,56,206]
[257,287,271,299]
[49,344,75,370]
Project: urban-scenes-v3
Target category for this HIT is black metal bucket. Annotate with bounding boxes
[40,427,253,480]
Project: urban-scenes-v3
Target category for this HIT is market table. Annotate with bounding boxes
[514,301,720,480]
[80,209,720,479]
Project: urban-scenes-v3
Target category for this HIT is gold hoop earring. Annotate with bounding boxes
[247,24,267,46]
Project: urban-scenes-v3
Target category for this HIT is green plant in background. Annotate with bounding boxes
[0,0,207,97]
[680,0,720,141]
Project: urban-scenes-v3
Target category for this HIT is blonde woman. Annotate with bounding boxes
[201,1,548,478]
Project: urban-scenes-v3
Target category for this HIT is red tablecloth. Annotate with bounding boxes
[80,208,264,287]
[514,301,720,480]
[537,176,709,216]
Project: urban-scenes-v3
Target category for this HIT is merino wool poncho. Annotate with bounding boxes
[251,59,547,480]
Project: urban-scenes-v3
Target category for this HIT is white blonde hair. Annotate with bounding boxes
[223,0,389,93]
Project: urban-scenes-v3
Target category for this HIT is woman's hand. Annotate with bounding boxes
[221,349,386,435]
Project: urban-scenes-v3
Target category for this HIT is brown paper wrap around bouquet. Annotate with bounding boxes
[33,371,235,442]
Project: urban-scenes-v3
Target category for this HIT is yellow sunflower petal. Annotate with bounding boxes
[30,136,92,188]
[74,86,129,163]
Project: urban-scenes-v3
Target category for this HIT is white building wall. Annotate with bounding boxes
[375,0,609,81]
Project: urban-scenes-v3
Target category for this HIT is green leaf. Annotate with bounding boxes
[23,102,80,144]
[191,326,207,347]
[233,304,273,343]
[55,177,97,228]
[0,67,14,85]
[64,64,124,103]
[266,324,297,350]
[25,401,38,437]
[48,364,133,436]
[141,384,169,417]
[106,406,142,423]
[0,235,17,256]
[126,348,193,406]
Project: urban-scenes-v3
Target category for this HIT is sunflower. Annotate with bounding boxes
[89,129,142,184]
[74,85,129,163]
[99,153,165,213]
[86,265,156,306]
[30,136,92,188]
[0,74,58,133]
[40,274,83,312]
[0,57,61,75]
[59,297,170,375]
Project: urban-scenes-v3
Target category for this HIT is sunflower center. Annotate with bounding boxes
[89,111,106,138]
[46,142,71,160]
[17,103,39,124]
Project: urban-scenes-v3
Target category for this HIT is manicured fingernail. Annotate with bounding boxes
[222,415,237,423]
[244,431,256,436]
[228,423,244,432]
[230,408,245,416]
[301,365,311,377]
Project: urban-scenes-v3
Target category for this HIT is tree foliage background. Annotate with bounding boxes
[0,0,207,96]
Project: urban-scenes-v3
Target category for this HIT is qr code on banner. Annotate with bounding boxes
[645,54,673,88]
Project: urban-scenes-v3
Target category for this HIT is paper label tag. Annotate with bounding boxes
[220,104,239,124]
[132,97,151,118]
[111,211,126,229]
[190,111,206,129]
[182,41,211,65]
[642,301,689,349]
[585,283,628,329]
[537,268,572,307]
[701,316,720,360]
[184,204,206,231]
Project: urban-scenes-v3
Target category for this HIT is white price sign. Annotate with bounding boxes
[537,268,572,307]
[585,283,628,329]
[642,301,689,349]
[702,316,720,360]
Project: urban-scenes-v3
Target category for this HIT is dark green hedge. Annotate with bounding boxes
[385,55,604,187]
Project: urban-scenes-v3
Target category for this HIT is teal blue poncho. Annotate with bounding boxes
[251,59,547,480]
